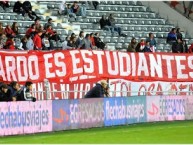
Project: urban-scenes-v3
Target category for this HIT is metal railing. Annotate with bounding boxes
[31,90,193,100]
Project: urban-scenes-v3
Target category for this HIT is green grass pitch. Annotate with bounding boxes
[0,121,193,144]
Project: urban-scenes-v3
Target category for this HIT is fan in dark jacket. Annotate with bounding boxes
[22,1,40,20]
[94,32,106,50]
[99,15,113,33]
[15,81,36,102]
[172,38,183,53]
[13,1,25,16]
[84,80,108,98]
[0,84,12,102]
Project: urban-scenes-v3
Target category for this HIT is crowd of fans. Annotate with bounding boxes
[0,81,36,102]
[0,1,192,52]
[126,27,191,53]
[0,1,193,102]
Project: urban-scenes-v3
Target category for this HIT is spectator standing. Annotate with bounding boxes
[67,36,77,48]
[167,28,177,45]
[71,1,86,17]
[34,18,41,30]
[26,24,36,36]
[0,84,12,102]
[9,81,21,101]
[0,34,7,49]
[0,36,5,49]
[44,18,54,30]
[94,32,106,50]
[172,38,183,53]
[176,28,183,41]
[4,25,16,37]
[66,4,77,21]
[0,22,5,35]
[62,36,72,50]
[146,32,156,51]
[0,1,9,10]
[12,22,22,38]
[33,30,43,50]
[143,41,152,52]
[84,80,108,98]
[46,25,61,42]
[127,37,137,52]
[5,35,15,50]
[13,1,25,16]
[12,22,19,35]
[22,1,40,20]
[90,33,96,48]
[100,15,113,33]
[42,34,50,50]
[26,34,34,50]
[17,81,36,102]
[135,39,145,52]
[189,43,193,53]
[78,34,93,49]
[76,31,84,46]
[182,40,188,53]
[19,36,28,50]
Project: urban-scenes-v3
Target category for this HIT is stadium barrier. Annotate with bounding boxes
[0,95,193,136]
[31,79,193,100]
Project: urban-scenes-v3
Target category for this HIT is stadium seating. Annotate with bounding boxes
[1,1,193,52]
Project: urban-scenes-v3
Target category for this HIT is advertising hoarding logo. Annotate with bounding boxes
[104,97,147,126]
[52,100,71,131]
[185,96,193,120]
[147,96,185,122]
[52,99,104,131]
[53,109,69,123]
[148,103,158,116]
[70,98,104,128]
[0,101,52,136]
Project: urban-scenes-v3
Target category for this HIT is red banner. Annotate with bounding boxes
[0,50,193,84]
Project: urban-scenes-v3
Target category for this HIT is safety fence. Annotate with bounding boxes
[0,95,192,136]
[31,79,193,100]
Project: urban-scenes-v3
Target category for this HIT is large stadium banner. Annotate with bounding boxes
[0,101,52,136]
[52,98,104,131]
[147,96,185,122]
[109,79,193,97]
[104,97,147,126]
[1,50,193,84]
[185,96,193,120]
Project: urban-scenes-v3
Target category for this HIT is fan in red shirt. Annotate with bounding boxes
[5,35,15,50]
[90,33,96,47]
[33,30,43,50]
[46,25,56,36]
[26,24,36,36]
[4,25,15,37]
[189,43,193,53]
[46,25,61,41]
